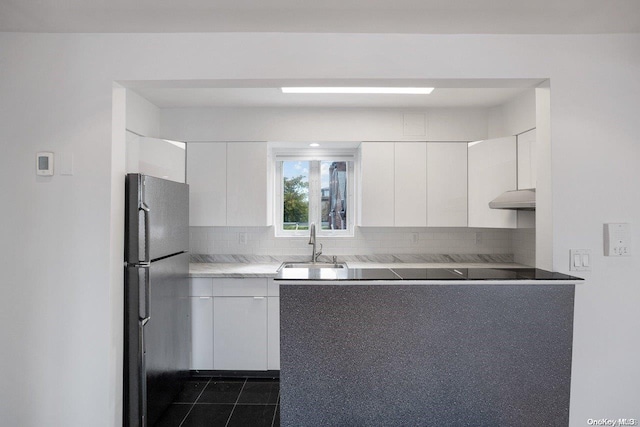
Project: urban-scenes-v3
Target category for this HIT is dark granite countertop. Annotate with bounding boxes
[275,267,583,284]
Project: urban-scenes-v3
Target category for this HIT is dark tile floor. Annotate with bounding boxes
[155,377,280,427]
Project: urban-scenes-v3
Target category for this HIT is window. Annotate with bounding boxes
[274,149,355,237]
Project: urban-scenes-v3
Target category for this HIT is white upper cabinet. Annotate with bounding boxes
[359,142,395,226]
[517,128,537,189]
[127,136,187,183]
[360,141,468,227]
[427,143,468,227]
[395,143,427,227]
[468,136,517,229]
[187,143,227,226]
[227,142,272,226]
[187,142,272,227]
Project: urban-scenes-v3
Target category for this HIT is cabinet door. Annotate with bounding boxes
[517,128,537,189]
[191,297,214,370]
[427,143,468,227]
[267,297,280,370]
[187,143,227,226]
[227,142,271,226]
[213,297,268,370]
[468,136,517,228]
[394,143,427,227]
[359,142,394,226]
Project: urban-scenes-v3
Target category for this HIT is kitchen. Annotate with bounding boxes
[1,9,639,427]
[123,81,578,426]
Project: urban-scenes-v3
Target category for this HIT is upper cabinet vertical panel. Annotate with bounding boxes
[394,143,427,227]
[227,142,272,226]
[358,142,395,226]
[517,128,537,190]
[427,143,468,227]
[187,143,227,226]
[468,136,517,229]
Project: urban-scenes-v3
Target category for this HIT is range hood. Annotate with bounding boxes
[489,188,536,210]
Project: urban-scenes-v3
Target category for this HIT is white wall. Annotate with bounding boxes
[488,89,536,138]
[125,89,160,138]
[0,33,638,426]
[160,106,489,142]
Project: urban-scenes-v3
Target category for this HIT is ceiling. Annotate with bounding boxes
[132,87,533,109]
[2,0,639,34]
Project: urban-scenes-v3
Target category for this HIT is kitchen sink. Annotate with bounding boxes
[277,261,348,271]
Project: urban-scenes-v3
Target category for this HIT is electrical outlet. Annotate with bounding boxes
[411,233,419,244]
[238,232,247,245]
[604,223,630,256]
[570,249,591,271]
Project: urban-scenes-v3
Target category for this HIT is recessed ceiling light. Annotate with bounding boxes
[281,87,434,95]
[309,143,320,147]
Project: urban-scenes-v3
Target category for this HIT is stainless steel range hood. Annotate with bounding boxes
[489,188,536,210]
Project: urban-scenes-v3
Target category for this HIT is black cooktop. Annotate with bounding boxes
[391,268,581,281]
[275,267,583,282]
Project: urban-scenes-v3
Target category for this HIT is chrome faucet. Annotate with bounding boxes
[308,222,323,263]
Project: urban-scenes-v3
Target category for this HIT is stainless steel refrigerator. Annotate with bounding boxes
[124,174,191,427]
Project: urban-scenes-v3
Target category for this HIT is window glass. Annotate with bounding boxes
[282,161,309,230]
[320,161,348,230]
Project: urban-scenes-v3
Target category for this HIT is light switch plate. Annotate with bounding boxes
[570,249,591,271]
[604,223,630,256]
[58,153,74,176]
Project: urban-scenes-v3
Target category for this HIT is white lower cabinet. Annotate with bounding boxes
[267,297,280,370]
[190,296,214,370]
[213,296,268,371]
[189,277,279,372]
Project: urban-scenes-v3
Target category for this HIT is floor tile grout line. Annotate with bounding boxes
[178,377,212,427]
[270,392,280,427]
[224,377,248,427]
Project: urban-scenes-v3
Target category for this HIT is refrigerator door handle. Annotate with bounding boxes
[138,202,150,264]
[138,267,151,324]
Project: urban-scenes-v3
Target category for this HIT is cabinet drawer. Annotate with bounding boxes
[190,278,213,296]
[211,278,268,297]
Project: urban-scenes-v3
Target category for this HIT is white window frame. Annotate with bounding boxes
[273,148,356,238]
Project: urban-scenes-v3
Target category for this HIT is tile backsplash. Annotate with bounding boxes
[513,228,536,267]
[190,226,519,258]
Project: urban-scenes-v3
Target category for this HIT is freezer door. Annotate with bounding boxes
[126,174,189,264]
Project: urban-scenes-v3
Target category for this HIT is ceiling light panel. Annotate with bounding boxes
[281,87,434,94]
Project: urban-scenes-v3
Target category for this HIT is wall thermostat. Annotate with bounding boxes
[36,152,54,176]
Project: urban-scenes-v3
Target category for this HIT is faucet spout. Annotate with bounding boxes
[309,223,322,262]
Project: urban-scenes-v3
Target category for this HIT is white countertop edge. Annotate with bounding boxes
[188,262,531,278]
[274,280,580,286]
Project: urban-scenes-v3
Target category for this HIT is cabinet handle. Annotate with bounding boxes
[253,296,265,300]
